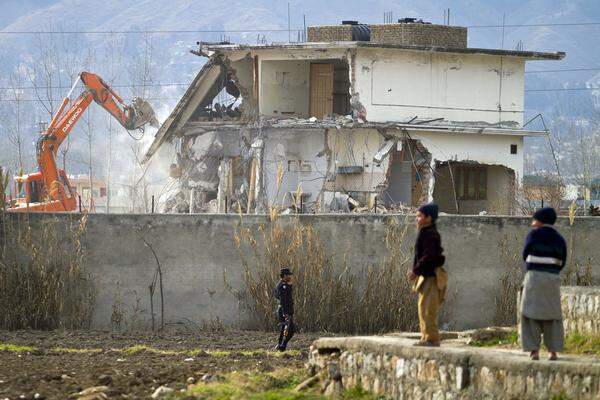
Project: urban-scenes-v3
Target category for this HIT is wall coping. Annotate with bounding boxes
[7,212,599,224]
[313,336,600,375]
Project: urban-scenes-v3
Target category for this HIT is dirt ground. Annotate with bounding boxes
[0,330,320,400]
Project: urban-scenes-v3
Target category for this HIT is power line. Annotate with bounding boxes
[0,21,600,35]
[525,87,600,92]
[467,22,600,28]
[525,68,600,74]
[2,89,598,100]
[0,28,303,35]
[0,82,191,90]
[0,97,183,102]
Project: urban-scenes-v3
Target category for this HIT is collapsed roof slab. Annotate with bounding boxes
[143,55,224,163]
[175,118,549,137]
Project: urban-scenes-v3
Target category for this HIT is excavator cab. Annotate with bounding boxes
[12,170,76,212]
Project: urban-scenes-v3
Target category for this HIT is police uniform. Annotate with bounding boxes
[275,268,295,351]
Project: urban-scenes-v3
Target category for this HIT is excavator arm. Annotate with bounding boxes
[10,71,158,212]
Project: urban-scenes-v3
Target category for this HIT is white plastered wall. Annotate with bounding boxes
[263,128,330,209]
[260,60,310,117]
[354,48,525,124]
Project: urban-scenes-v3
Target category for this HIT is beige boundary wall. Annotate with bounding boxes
[3,213,598,331]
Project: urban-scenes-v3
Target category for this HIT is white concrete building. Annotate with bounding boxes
[145,20,564,214]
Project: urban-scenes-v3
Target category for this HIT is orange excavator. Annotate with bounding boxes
[8,72,158,212]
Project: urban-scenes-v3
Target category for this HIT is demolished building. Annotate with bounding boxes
[144,20,565,214]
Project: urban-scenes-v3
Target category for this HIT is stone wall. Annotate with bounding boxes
[307,25,352,42]
[310,336,600,399]
[369,24,467,48]
[307,23,467,48]
[562,286,600,335]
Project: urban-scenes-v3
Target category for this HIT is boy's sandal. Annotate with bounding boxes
[530,351,540,360]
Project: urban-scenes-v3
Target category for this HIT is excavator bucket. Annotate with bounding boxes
[131,97,159,130]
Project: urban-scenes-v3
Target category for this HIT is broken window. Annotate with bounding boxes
[456,166,487,200]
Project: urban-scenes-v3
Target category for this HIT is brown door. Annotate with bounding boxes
[309,63,333,119]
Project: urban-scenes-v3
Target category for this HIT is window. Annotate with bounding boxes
[510,144,518,154]
[456,166,487,200]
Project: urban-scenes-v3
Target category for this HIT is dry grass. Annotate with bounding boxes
[0,200,94,329]
[563,202,595,287]
[493,234,523,326]
[233,215,419,334]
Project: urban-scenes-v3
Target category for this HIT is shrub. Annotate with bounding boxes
[233,215,419,334]
[0,210,94,330]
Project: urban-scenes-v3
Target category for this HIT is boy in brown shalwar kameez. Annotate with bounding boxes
[408,203,448,347]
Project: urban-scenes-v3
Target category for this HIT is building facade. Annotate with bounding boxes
[145,21,564,214]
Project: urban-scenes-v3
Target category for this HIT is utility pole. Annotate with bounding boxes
[288,2,291,43]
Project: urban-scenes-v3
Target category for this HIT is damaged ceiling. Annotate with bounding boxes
[143,54,228,163]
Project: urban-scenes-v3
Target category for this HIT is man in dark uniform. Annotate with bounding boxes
[275,268,295,351]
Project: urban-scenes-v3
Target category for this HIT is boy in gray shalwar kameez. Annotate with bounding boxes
[520,207,567,361]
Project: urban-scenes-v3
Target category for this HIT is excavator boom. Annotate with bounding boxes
[8,71,158,212]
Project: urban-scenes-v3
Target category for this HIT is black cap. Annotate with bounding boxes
[280,268,293,277]
[418,203,439,222]
[533,207,557,225]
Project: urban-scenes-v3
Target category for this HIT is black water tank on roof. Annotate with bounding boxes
[351,24,371,41]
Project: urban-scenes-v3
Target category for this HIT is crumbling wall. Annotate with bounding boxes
[164,132,224,213]
[433,162,516,215]
[410,131,524,203]
[230,55,257,119]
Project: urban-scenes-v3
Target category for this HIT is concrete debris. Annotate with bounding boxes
[70,386,109,400]
[293,374,321,392]
[201,373,221,383]
[193,115,526,134]
[150,386,174,398]
[373,139,396,164]
[164,134,224,214]
[350,93,367,121]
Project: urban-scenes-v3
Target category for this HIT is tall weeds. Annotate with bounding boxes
[233,215,419,334]
[0,208,94,330]
[494,234,522,326]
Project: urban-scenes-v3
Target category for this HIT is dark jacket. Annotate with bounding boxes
[275,280,294,316]
[413,224,445,277]
[522,226,567,274]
